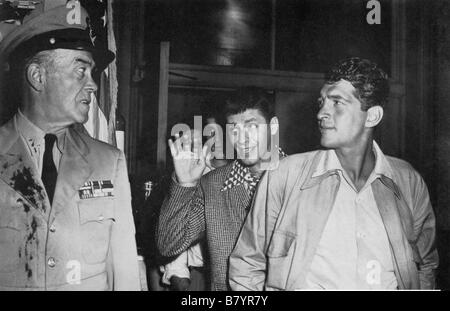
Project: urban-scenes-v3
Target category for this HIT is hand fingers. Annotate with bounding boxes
[177,133,194,154]
[168,139,177,157]
[202,144,209,160]
[205,150,213,169]
[174,133,183,154]
[192,136,202,159]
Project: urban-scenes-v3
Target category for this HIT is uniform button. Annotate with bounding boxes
[49,224,56,233]
[47,257,56,268]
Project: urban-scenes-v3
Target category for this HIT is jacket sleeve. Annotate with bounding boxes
[412,174,439,289]
[108,150,141,290]
[157,175,206,258]
[229,168,283,291]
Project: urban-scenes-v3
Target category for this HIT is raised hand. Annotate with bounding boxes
[168,132,210,187]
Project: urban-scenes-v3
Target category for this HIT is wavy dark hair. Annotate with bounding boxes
[325,57,389,111]
[223,87,275,123]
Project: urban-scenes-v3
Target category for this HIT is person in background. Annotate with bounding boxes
[160,128,211,291]
[149,113,230,291]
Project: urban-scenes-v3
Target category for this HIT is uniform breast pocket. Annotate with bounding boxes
[78,198,115,264]
[0,207,26,272]
[266,231,296,290]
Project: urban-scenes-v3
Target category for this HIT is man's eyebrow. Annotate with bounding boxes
[244,117,258,123]
[322,91,351,102]
[328,94,348,101]
[227,117,259,126]
[74,57,95,67]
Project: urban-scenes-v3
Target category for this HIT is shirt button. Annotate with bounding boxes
[47,257,56,268]
[49,224,56,233]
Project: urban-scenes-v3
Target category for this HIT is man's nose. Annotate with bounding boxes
[85,74,98,94]
[237,126,249,145]
[317,101,331,121]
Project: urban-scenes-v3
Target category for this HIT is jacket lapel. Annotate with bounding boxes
[227,183,251,220]
[51,127,93,217]
[291,172,340,288]
[0,118,50,216]
[372,179,419,289]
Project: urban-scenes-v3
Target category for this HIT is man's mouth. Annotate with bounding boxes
[237,145,256,155]
[319,124,335,132]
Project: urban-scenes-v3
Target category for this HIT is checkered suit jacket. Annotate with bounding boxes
[157,162,252,291]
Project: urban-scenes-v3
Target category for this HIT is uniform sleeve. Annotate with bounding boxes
[157,175,206,257]
[229,169,283,291]
[108,150,141,290]
[412,174,439,289]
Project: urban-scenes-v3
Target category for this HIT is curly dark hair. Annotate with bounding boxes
[223,87,275,123]
[325,57,389,111]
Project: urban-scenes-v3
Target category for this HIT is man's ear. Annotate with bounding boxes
[26,63,46,92]
[270,116,279,135]
[365,106,383,128]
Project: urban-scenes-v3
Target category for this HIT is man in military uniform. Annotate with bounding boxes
[0,1,140,290]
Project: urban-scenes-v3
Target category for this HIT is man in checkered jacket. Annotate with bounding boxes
[157,87,285,291]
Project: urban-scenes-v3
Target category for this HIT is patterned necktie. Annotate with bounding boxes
[221,147,287,194]
[42,134,57,204]
[221,161,260,197]
[243,170,260,197]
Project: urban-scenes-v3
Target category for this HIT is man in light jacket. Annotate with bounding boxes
[229,57,438,290]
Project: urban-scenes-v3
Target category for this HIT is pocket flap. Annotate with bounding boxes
[0,208,24,231]
[78,199,115,225]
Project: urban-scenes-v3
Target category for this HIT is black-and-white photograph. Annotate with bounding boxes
[0,0,449,297]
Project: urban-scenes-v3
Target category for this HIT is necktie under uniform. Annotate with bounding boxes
[42,134,58,205]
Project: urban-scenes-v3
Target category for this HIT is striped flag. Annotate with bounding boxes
[84,73,110,143]
[83,0,118,148]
